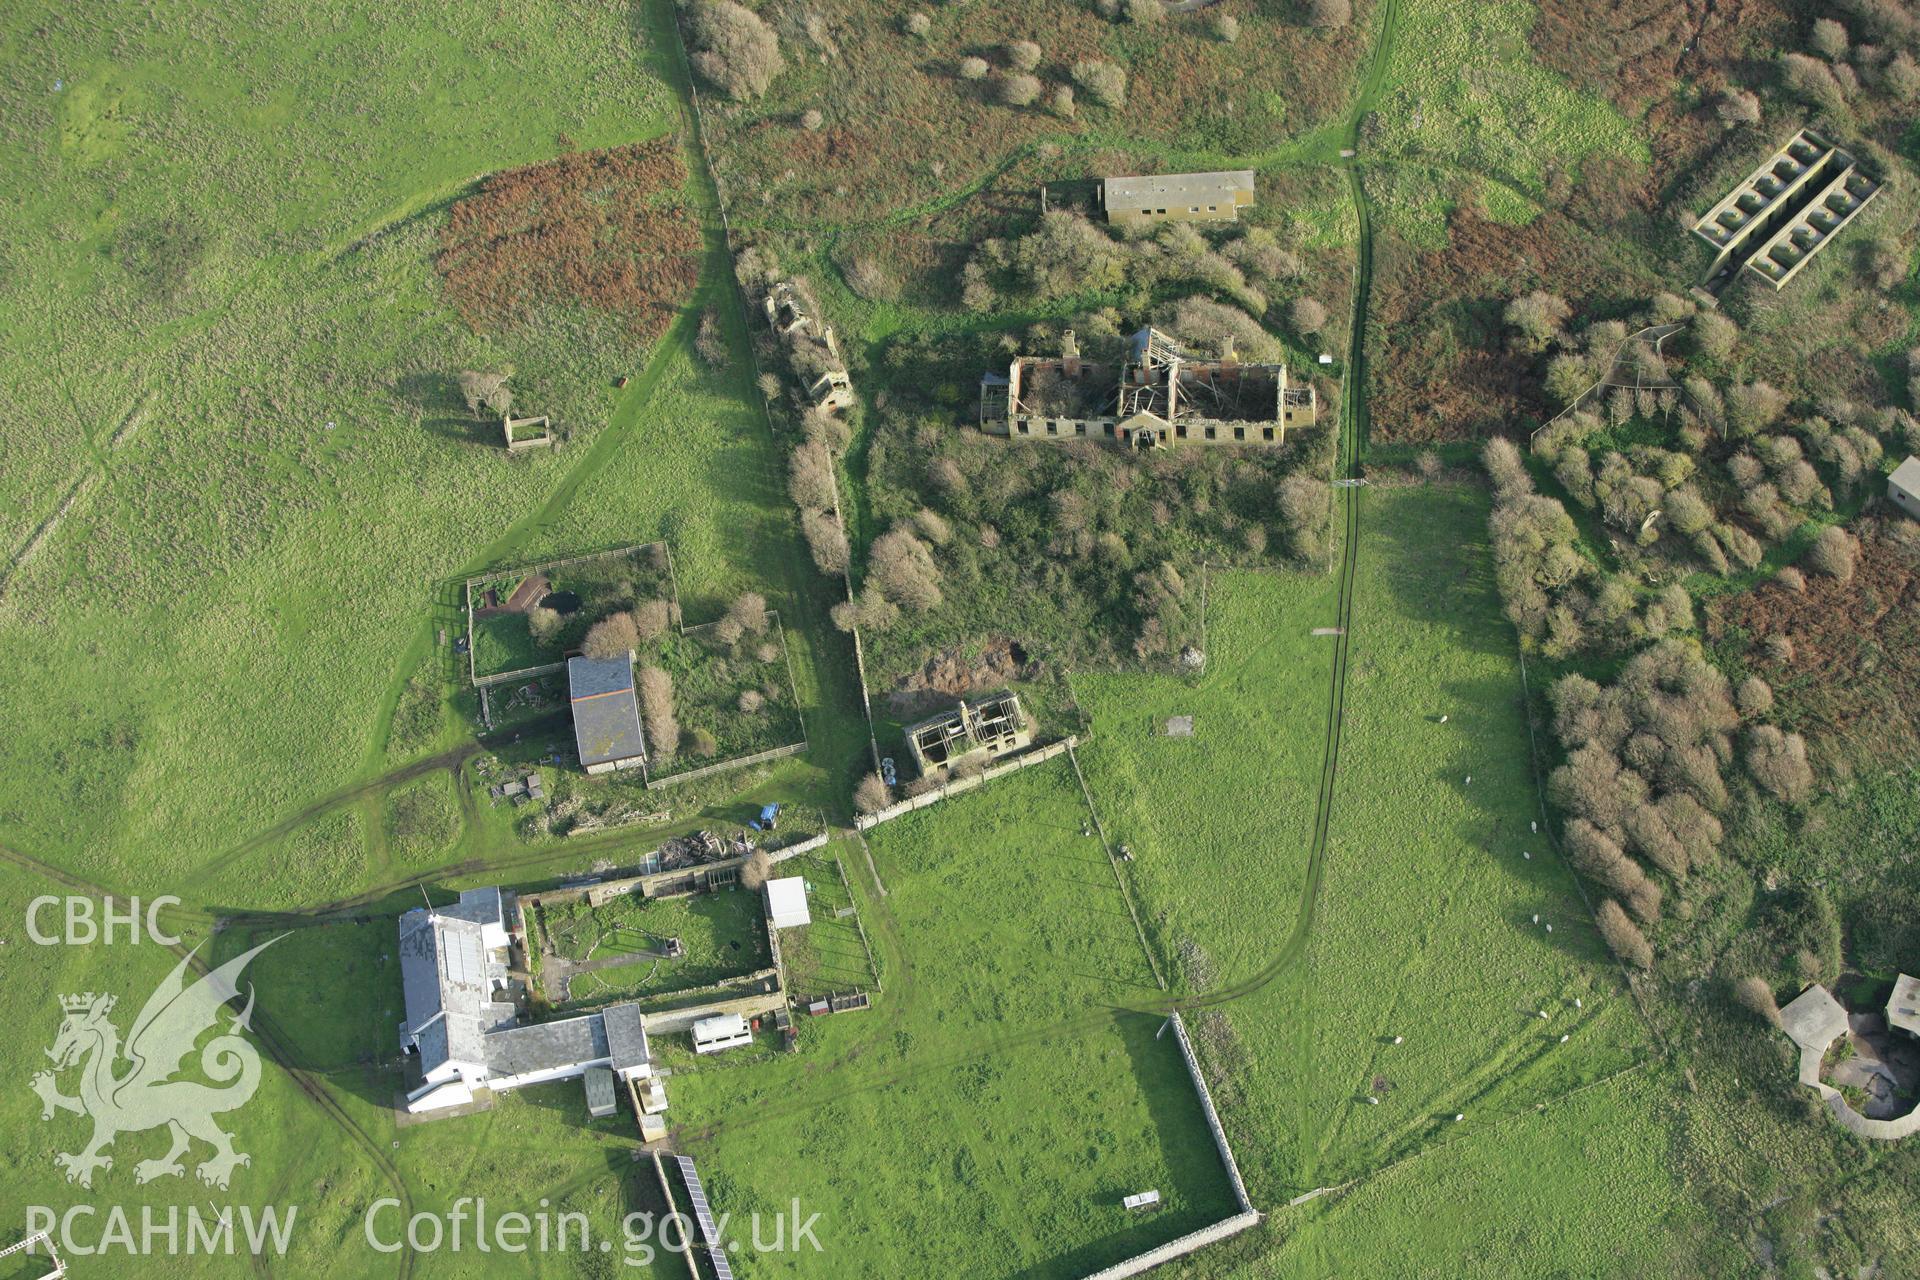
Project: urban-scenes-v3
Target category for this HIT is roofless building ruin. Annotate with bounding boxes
[1692,128,1884,293]
[980,326,1316,449]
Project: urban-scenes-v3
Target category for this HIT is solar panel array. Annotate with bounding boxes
[676,1155,734,1280]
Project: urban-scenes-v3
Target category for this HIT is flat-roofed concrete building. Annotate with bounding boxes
[981,327,1315,448]
[568,654,647,775]
[1692,129,1885,292]
[1889,456,1920,518]
[1102,171,1255,227]
[1889,974,1920,1039]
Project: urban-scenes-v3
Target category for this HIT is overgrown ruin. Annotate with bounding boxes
[1693,128,1884,293]
[980,326,1316,448]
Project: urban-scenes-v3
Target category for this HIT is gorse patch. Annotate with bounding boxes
[437,139,702,339]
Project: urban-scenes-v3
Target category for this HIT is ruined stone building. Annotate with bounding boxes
[764,280,855,411]
[1101,171,1256,227]
[980,327,1316,448]
[1693,129,1884,292]
[903,690,1031,777]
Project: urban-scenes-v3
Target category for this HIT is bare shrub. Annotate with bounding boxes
[741,849,773,892]
[959,55,989,80]
[800,108,824,131]
[854,772,892,814]
[458,371,512,419]
[1811,17,1850,58]
[1005,39,1042,70]
[830,586,900,632]
[1625,879,1664,925]
[802,509,851,574]
[1288,296,1328,335]
[687,0,784,100]
[1716,89,1763,126]
[1804,525,1856,582]
[528,606,563,646]
[1481,436,1533,501]
[1746,725,1814,804]
[688,727,718,757]
[1124,0,1161,23]
[625,599,666,643]
[1596,898,1654,969]
[1736,675,1774,718]
[903,11,931,37]
[870,527,943,610]
[1504,291,1571,351]
[695,311,728,366]
[582,611,640,658]
[739,688,765,714]
[1308,0,1352,26]
[1071,60,1127,107]
[637,666,678,761]
[1213,12,1240,41]
[726,592,770,635]
[1566,819,1647,896]
[1050,85,1076,118]
[999,73,1042,107]
[1732,975,1781,1026]
[788,443,838,511]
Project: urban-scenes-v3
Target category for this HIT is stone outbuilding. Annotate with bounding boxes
[1888,456,1920,518]
[1101,171,1256,227]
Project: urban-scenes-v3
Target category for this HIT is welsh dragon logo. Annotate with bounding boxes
[31,938,280,1190]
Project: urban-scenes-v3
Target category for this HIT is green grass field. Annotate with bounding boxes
[667,764,1241,1277]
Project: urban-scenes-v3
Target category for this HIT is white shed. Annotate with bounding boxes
[691,1013,754,1055]
[1890,456,1920,518]
[765,877,811,930]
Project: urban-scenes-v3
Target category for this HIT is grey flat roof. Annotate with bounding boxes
[1104,171,1255,212]
[1890,456,1920,493]
[1780,983,1849,1050]
[1889,974,1920,1037]
[568,655,647,768]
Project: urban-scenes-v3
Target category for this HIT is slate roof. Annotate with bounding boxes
[603,1003,651,1073]
[397,905,515,1074]
[485,1015,610,1079]
[568,655,647,768]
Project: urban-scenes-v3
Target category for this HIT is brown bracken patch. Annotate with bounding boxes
[437,139,703,340]
[1707,521,1920,760]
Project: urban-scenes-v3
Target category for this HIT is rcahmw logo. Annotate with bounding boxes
[32,937,281,1190]
[23,1203,298,1259]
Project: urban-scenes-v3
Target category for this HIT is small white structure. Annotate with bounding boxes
[1890,456,1920,518]
[765,877,811,930]
[1122,1189,1161,1211]
[692,1012,755,1055]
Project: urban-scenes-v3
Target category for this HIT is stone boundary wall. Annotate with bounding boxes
[1072,1012,1258,1280]
[646,738,807,790]
[852,738,1076,830]
[1169,1011,1253,1212]
[1075,1212,1262,1280]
